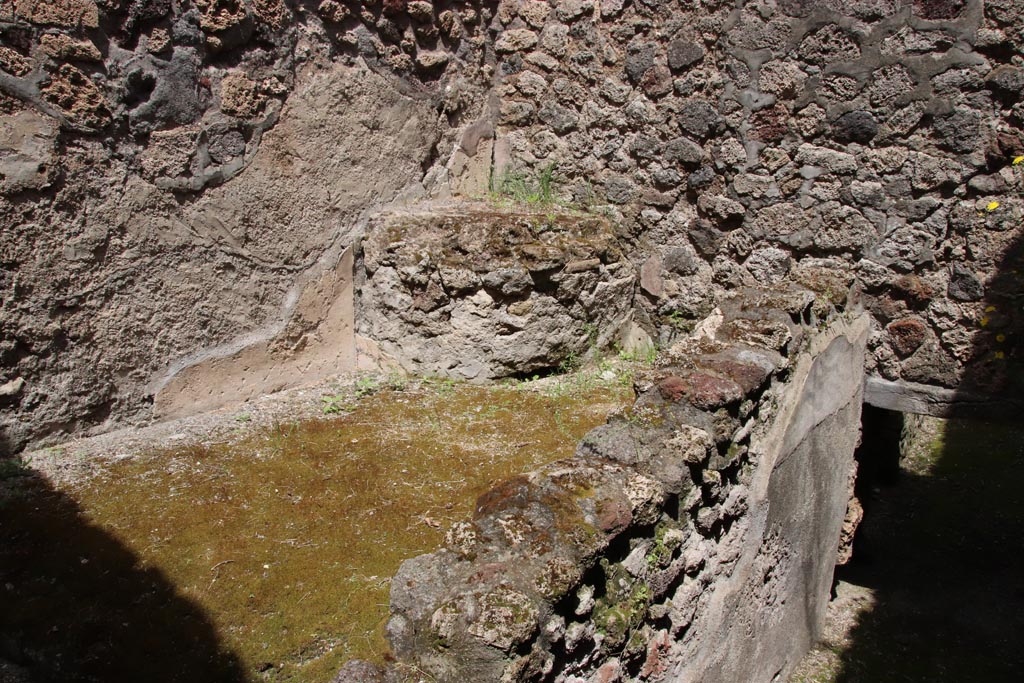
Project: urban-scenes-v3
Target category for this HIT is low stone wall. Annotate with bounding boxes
[358,207,638,380]
[372,287,869,683]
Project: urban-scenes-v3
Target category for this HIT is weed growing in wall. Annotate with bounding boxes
[489,163,560,208]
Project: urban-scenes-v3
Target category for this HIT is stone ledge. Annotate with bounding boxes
[864,376,1024,418]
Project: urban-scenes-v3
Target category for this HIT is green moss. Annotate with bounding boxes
[593,602,631,648]
[594,571,653,650]
[3,382,630,682]
[534,558,582,601]
[646,521,682,571]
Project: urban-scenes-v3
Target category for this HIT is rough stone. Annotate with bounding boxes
[518,1,550,27]
[744,247,792,284]
[794,144,857,175]
[39,63,112,130]
[625,43,656,84]
[14,0,99,28]
[604,175,637,204]
[415,51,450,71]
[832,111,877,144]
[0,109,57,193]
[799,24,861,65]
[759,60,805,98]
[947,264,984,302]
[668,38,704,72]
[554,0,593,23]
[913,0,965,20]
[932,108,983,154]
[359,210,633,380]
[657,372,744,410]
[663,137,704,166]
[538,102,579,134]
[496,29,539,54]
[985,66,1024,103]
[539,23,569,57]
[887,318,929,357]
[698,194,745,221]
[468,587,540,651]
[869,64,916,107]
[677,98,721,139]
[220,72,265,118]
[38,34,102,61]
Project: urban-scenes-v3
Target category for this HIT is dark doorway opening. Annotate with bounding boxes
[810,407,1024,683]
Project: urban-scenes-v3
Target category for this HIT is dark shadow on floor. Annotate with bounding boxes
[832,224,1024,681]
[0,466,248,683]
[834,413,1024,683]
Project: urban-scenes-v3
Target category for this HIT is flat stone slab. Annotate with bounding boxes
[863,376,1023,418]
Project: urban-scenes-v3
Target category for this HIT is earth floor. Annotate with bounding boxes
[0,369,634,683]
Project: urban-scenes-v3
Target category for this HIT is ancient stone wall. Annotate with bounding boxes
[358,207,638,380]
[1,1,1021,453]
[380,288,870,682]
[478,0,1023,400]
[1,0,500,452]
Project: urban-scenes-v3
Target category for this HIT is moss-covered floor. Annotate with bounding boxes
[0,376,632,683]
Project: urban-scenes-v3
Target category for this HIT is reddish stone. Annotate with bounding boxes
[412,279,449,311]
[749,104,789,142]
[656,375,688,402]
[595,659,622,683]
[691,372,743,409]
[595,495,631,534]
[887,318,929,357]
[640,65,673,98]
[475,476,531,518]
[892,274,935,307]
[641,629,671,679]
[640,253,664,297]
[697,357,771,396]
[658,372,743,409]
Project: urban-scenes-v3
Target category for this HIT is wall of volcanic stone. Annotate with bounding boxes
[0,0,500,452]
[2,0,1022,452]
[479,0,1023,401]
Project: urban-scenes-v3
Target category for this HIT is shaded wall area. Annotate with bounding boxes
[833,412,1024,682]
[802,229,1024,682]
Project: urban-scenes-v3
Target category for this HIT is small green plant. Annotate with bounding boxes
[646,522,682,571]
[321,395,353,415]
[233,413,252,423]
[353,376,381,399]
[617,342,657,365]
[666,310,696,332]
[558,349,582,374]
[384,372,408,392]
[423,374,458,395]
[490,163,558,207]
